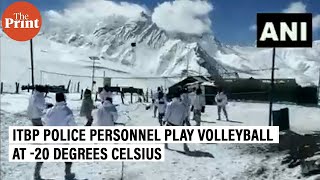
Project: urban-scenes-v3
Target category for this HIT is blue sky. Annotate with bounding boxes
[1,0,319,45]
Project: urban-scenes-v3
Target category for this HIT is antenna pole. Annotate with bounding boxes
[268,47,276,126]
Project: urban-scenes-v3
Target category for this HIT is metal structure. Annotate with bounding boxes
[30,39,34,89]
[89,56,100,92]
[268,47,276,126]
[39,68,282,82]
[21,84,68,93]
[318,68,320,106]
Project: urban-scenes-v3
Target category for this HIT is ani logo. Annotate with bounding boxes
[256,13,313,48]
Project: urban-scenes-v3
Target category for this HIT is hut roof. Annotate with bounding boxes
[169,76,212,89]
[186,81,216,87]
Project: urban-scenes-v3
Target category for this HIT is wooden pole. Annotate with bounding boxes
[164,78,167,90]
[74,83,77,93]
[186,50,189,77]
[15,82,20,94]
[67,80,71,93]
[269,47,276,126]
[121,90,124,104]
[80,89,83,100]
[30,39,35,90]
[77,82,80,93]
[91,59,96,92]
[0,82,3,94]
[146,88,149,102]
[116,84,118,95]
[70,82,73,93]
[317,68,320,106]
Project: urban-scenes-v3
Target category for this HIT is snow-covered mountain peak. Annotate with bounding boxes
[13,10,319,87]
[138,11,152,22]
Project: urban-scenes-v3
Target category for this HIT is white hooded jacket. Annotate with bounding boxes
[152,91,159,100]
[181,93,191,107]
[181,93,191,117]
[99,89,113,102]
[164,98,186,126]
[155,98,167,114]
[27,91,46,119]
[192,95,206,110]
[43,102,76,126]
[215,92,228,106]
[189,92,196,104]
[95,100,118,126]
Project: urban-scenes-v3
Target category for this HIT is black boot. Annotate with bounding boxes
[159,120,163,126]
[85,116,93,126]
[65,173,75,180]
[164,143,168,149]
[34,162,44,180]
[85,120,93,126]
[65,163,75,180]
[34,174,44,180]
[183,143,190,152]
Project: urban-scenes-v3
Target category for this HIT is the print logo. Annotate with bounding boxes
[256,13,312,48]
[1,1,42,41]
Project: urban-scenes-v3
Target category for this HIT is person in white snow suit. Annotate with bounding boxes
[163,91,187,126]
[180,87,191,126]
[189,87,197,120]
[152,87,162,118]
[95,97,118,126]
[215,88,229,121]
[189,87,197,102]
[35,92,76,180]
[99,85,113,103]
[80,89,95,126]
[191,88,206,126]
[155,91,167,126]
[163,91,187,149]
[27,85,52,126]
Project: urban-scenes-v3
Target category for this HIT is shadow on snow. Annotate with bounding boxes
[166,143,214,159]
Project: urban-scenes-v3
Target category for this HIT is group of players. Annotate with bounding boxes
[27,85,119,180]
[151,87,205,126]
[26,84,229,180]
[151,86,229,127]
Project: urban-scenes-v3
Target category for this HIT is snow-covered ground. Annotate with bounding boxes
[1,92,319,180]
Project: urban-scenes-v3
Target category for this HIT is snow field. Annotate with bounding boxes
[1,92,320,180]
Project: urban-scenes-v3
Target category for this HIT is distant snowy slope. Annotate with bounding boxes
[0,35,132,90]
[42,11,319,86]
[215,41,320,86]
